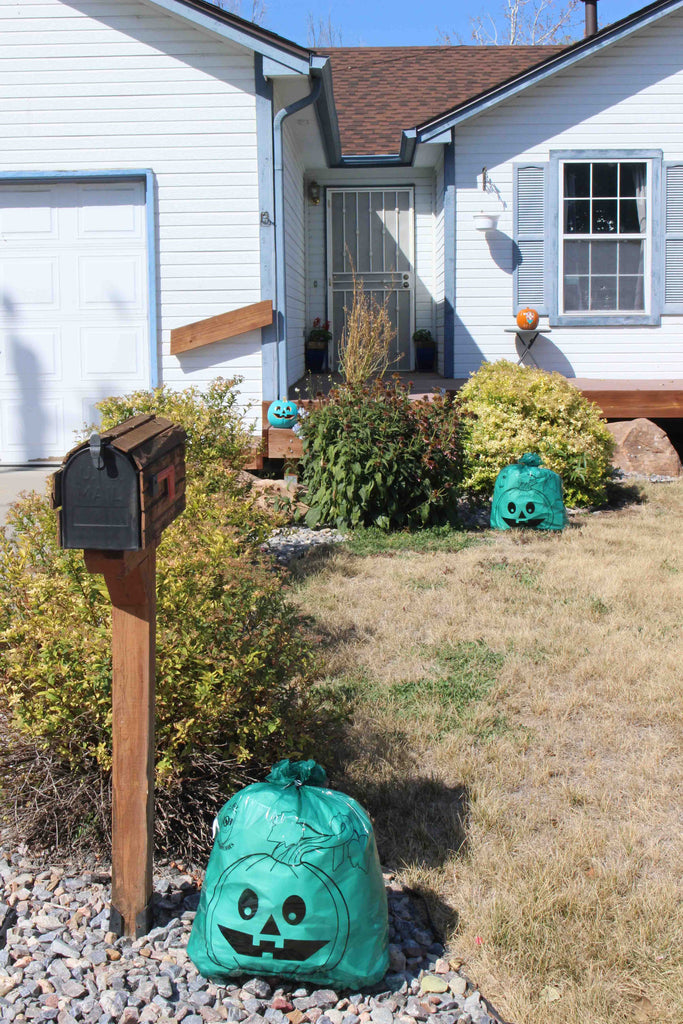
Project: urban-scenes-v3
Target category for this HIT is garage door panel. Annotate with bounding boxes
[78,254,144,313]
[0,179,149,463]
[0,328,62,381]
[0,395,64,458]
[1,257,60,311]
[77,183,145,239]
[0,187,58,239]
[80,326,145,380]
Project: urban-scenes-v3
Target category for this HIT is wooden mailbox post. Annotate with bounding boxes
[52,415,186,937]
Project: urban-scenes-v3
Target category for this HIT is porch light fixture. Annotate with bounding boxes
[307,181,321,205]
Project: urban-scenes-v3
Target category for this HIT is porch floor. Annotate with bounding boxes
[289,372,683,418]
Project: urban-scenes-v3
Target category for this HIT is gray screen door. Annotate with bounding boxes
[326,188,415,371]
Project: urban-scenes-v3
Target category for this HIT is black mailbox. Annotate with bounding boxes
[52,414,187,551]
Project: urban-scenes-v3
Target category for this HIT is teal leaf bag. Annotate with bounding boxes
[187,760,389,988]
[490,453,567,531]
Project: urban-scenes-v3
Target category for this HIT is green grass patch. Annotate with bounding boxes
[386,641,505,735]
[318,641,507,742]
[344,524,476,556]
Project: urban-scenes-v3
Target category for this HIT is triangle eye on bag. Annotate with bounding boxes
[187,760,389,989]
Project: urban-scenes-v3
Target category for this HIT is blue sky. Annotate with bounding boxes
[261,0,647,47]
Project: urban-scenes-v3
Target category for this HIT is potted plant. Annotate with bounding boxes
[305,318,332,372]
[413,328,436,372]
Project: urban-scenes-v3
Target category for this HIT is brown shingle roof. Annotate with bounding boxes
[319,46,564,156]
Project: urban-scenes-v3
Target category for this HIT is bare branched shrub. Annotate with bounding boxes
[338,266,398,387]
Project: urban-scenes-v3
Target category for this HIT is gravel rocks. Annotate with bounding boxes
[0,846,496,1024]
[261,527,346,565]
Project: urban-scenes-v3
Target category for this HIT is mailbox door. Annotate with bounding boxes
[60,447,141,550]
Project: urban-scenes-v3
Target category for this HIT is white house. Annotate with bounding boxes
[1,0,682,463]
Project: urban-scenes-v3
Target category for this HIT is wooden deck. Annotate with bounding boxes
[255,373,683,463]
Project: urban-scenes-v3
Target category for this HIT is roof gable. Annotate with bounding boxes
[417,0,683,140]
[321,46,561,157]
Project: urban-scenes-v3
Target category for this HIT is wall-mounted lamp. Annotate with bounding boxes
[307,181,321,205]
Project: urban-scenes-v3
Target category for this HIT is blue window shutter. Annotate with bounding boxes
[513,164,548,315]
[663,163,683,313]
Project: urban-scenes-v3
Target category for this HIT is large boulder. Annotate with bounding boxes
[607,418,682,477]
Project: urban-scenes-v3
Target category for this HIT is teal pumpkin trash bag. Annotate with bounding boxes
[187,760,389,988]
[490,453,567,531]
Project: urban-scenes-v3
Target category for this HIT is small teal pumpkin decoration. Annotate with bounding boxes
[267,399,298,430]
[490,453,566,531]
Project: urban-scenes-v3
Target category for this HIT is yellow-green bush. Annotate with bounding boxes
[459,361,615,507]
[0,380,317,857]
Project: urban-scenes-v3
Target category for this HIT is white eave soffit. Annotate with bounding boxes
[140,0,311,73]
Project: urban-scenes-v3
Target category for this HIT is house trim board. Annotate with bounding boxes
[273,78,323,398]
[546,149,663,327]
[417,0,683,140]
[0,169,159,388]
[443,141,456,379]
[255,55,278,402]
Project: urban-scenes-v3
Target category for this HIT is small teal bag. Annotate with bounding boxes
[187,760,389,988]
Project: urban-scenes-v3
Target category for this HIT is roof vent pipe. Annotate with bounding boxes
[581,0,598,37]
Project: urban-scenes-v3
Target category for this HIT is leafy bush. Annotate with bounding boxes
[0,380,318,858]
[458,361,616,507]
[95,376,256,480]
[298,379,463,530]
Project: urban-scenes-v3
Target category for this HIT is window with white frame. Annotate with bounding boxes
[561,160,649,314]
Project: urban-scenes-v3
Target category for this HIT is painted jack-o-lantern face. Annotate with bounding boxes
[205,853,350,977]
[267,399,299,429]
[516,307,540,330]
[500,487,552,528]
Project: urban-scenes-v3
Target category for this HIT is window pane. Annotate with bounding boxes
[564,163,590,198]
[591,276,617,309]
[618,275,644,311]
[619,162,646,197]
[592,163,618,196]
[592,241,617,275]
[564,276,589,311]
[592,200,617,233]
[564,240,590,274]
[565,199,590,233]
[619,240,644,276]
[619,199,644,233]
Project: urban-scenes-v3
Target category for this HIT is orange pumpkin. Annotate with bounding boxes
[516,308,539,330]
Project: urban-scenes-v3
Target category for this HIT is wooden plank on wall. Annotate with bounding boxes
[170,300,273,355]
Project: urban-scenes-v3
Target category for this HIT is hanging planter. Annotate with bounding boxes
[473,211,501,232]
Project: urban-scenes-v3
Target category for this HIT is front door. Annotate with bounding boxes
[327,188,415,371]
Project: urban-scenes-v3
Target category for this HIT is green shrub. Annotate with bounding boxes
[298,379,463,530]
[95,376,256,480]
[458,361,616,507]
[0,379,317,858]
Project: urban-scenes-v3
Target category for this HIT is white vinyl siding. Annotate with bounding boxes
[453,6,683,378]
[0,0,263,423]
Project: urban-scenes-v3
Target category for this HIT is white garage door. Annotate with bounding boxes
[0,179,150,464]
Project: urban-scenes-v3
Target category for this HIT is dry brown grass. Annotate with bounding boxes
[293,481,683,1024]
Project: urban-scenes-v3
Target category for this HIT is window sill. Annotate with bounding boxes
[549,313,660,327]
